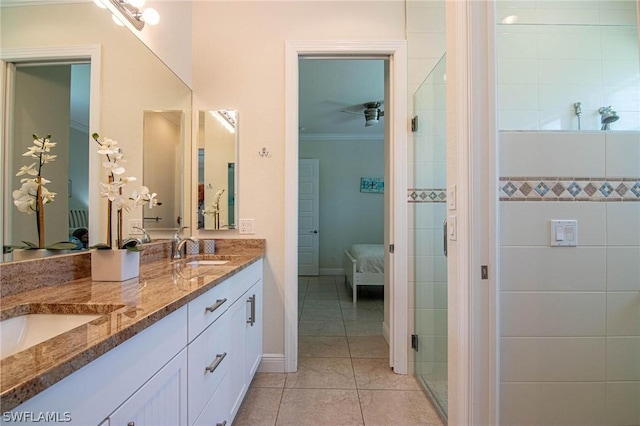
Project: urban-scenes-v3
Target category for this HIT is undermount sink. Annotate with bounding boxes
[0,313,102,360]
[186,260,229,266]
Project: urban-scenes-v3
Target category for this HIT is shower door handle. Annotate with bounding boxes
[443,219,447,257]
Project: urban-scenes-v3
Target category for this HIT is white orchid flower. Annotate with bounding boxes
[19,180,39,196]
[147,192,158,208]
[41,154,57,164]
[16,162,38,176]
[96,137,120,156]
[13,190,36,213]
[22,146,41,157]
[99,182,120,201]
[33,138,56,151]
[40,186,56,204]
[102,161,125,175]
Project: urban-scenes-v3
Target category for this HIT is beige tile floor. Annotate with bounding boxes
[234,275,444,426]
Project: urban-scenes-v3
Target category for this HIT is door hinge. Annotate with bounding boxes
[481,265,489,280]
[411,334,419,351]
[411,115,419,132]
[389,244,394,254]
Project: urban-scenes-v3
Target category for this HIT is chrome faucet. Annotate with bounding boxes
[133,226,151,244]
[171,226,197,259]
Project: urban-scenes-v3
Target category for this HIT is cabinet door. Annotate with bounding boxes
[245,279,263,383]
[109,349,188,426]
[226,295,248,419]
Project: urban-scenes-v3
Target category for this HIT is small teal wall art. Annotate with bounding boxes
[360,177,384,194]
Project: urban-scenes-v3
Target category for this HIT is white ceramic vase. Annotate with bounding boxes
[91,249,140,282]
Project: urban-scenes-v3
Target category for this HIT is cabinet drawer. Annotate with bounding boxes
[187,312,231,423]
[187,260,262,341]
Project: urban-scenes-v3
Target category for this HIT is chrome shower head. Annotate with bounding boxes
[599,106,619,130]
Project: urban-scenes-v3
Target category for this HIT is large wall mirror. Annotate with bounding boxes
[1,2,192,261]
[197,110,238,231]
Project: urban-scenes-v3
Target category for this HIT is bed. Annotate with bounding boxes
[344,244,384,304]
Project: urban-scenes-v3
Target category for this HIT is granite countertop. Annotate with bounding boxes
[0,240,264,413]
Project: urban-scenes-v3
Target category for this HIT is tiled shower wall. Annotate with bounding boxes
[496,0,640,131]
[499,131,640,426]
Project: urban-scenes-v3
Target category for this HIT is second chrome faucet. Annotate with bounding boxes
[171,226,197,259]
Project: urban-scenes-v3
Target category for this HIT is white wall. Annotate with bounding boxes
[192,0,406,364]
[299,138,384,272]
[496,0,640,130]
[499,131,640,425]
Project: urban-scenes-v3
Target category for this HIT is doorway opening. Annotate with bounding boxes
[297,57,388,364]
[284,40,408,375]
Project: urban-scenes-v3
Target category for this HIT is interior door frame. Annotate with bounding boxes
[1,45,102,249]
[284,40,408,373]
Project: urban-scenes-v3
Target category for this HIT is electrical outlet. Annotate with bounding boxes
[129,219,143,235]
[238,219,255,234]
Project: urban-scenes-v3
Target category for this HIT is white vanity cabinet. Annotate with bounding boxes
[188,260,263,426]
[5,259,263,426]
[7,306,188,426]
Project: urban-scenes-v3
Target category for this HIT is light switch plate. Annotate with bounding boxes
[239,219,255,234]
[448,185,457,210]
[129,219,143,235]
[448,215,457,241]
[550,220,578,247]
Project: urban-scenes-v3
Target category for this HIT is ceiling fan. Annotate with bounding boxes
[340,101,384,127]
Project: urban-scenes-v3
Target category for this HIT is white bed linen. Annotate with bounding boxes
[350,244,384,273]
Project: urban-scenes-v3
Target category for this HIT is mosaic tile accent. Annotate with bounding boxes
[500,177,640,201]
[407,188,447,203]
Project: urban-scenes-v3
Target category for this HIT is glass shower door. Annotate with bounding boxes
[411,54,448,420]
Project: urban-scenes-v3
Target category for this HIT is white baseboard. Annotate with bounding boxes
[258,354,286,373]
[319,268,345,276]
[382,321,390,345]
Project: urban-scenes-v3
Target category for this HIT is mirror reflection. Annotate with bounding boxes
[9,63,90,250]
[197,110,238,231]
[143,111,184,230]
[1,2,192,262]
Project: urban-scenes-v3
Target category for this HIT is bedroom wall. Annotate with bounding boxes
[300,137,384,274]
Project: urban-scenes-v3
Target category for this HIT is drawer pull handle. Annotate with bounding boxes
[205,298,227,313]
[205,352,227,373]
[216,422,227,426]
[247,294,256,326]
[128,423,135,426]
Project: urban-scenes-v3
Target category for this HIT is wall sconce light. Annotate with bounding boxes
[96,0,159,31]
[258,147,271,158]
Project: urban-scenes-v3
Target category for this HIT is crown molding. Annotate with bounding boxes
[298,133,384,142]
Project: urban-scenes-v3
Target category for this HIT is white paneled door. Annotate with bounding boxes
[298,159,319,276]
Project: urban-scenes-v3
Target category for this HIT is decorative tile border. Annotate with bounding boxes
[408,188,447,203]
[500,177,640,201]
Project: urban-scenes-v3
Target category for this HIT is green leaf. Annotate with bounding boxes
[21,241,38,249]
[45,241,77,250]
[90,243,112,250]
[125,245,145,252]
